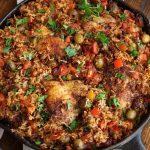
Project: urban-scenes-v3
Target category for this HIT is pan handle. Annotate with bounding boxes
[119,130,146,150]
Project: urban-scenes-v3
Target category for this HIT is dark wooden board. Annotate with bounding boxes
[0,0,150,150]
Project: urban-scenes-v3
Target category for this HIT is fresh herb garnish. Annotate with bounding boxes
[50,3,55,12]
[122,108,126,119]
[36,29,42,33]
[24,53,34,60]
[10,103,20,112]
[84,32,109,46]
[108,97,120,108]
[96,92,106,100]
[148,58,150,65]
[38,95,48,103]
[16,18,29,27]
[38,95,48,112]
[35,140,42,145]
[133,63,138,69]
[62,75,68,81]
[3,38,12,53]
[44,75,52,81]
[130,49,139,58]
[68,120,79,131]
[63,24,78,35]
[41,111,49,122]
[78,0,103,18]
[24,68,32,77]
[48,17,58,31]
[25,85,36,96]
[8,26,15,34]
[64,46,77,57]
[137,41,144,48]
[97,83,104,89]
[37,9,46,13]
[77,62,83,73]
[95,32,109,46]
[119,14,128,21]
[67,99,72,110]
[115,73,126,80]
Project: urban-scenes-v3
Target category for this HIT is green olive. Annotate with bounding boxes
[74,33,84,44]
[74,139,85,150]
[95,55,104,69]
[60,135,70,144]
[6,60,16,71]
[142,33,150,43]
[127,109,137,120]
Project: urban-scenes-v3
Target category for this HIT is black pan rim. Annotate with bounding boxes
[0,0,150,150]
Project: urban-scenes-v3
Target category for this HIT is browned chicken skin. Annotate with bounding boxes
[44,80,88,125]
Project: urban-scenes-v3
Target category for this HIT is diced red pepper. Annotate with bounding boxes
[59,64,68,76]
[101,0,108,6]
[91,41,99,54]
[23,61,32,70]
[121,22,128,29]
[0,58,5,68]
[0,93,5,102]
[114,58,123,69]
[86,68,94,79]
[91,107,101,116]
[107,121,117,128]
[99,120,105,129]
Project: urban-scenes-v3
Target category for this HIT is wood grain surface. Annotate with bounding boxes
[0,0,150,150]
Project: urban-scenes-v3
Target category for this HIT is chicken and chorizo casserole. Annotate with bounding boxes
[0,0,150,149]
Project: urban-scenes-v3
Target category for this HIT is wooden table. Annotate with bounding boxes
[0,0,150,150]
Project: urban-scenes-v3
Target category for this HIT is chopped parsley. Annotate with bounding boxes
[10,103,20,112]
[67,99,72,110]
[25,85,36,96]
[8,26,15,34]
[97,83,104,89]
[24,53,34,60]
[148,58,150,65]
[78,0,103,18]
[63,24,78,35]
[35,140,42,145]
[24,68,32,77]
[119,14,128,22]
[36,29,42,33]
[3,38,12,53]
[44,75,52,81]
[41,111,49,122]
[95,32,109,46]
[108,97,120,108]
[96,92,106,100]
[64,46,77,57]
[133,63,138,69]
[62,75,68,81]
[137,41,144,48]
[77,62,83,73]
[16,18,29,27]
[48,17,58,31]
[130,49,139,58]
[50,3,55,12]
[84,32,109,46]
[115,73,126,80]
[38,95,48,103]
[68,120,80,131]
[37,9,46,13]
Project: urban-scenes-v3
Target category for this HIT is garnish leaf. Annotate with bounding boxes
[3,38,12,53]
[108,97,120,108]
[64,46,77,57]
[48,17,58,31]
[16,18,29,27]
[68,120,79,131]
[8,26,16,34]
[130,49,139,58]
[25,85,36,96]
[119,14,128,22]
[115,73,126,80]
[96,92,106,100]
[37,9,46,13]
[24,53,34,60]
